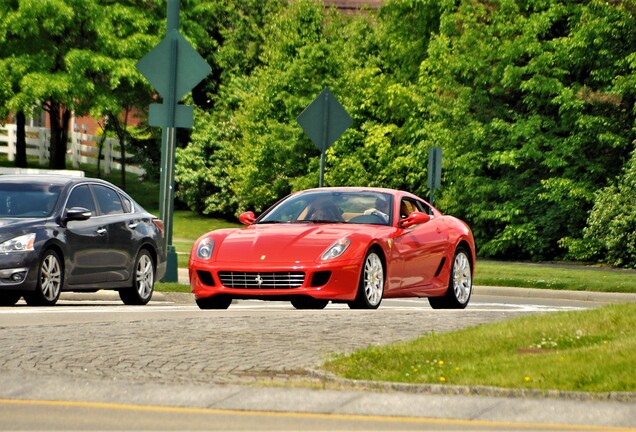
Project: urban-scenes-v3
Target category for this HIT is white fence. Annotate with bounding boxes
[0,124,144,176]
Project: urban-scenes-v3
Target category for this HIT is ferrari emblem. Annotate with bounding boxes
[261,255,266,260]
[255,274,264,288]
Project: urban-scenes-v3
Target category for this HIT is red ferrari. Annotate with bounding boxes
[189,187,475,310]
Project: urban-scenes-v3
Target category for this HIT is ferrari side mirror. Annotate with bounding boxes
[238,211,256,225]
[399,211,431,229]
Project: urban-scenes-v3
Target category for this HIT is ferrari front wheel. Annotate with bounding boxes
[348,249,384,309]
[428,246,472,309]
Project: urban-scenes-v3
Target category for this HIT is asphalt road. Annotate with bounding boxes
[0,286,634,431]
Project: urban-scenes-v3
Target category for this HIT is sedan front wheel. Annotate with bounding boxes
[24,249,62,306]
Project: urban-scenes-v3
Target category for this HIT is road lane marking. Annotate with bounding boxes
[0,398,631,431]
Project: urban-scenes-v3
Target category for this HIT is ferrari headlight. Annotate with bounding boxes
[0,233,36,253]
[321,238,350,261]
[196,238,215,260]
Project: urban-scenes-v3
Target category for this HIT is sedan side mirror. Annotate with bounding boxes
[399,211,431,229]
[238,211,256,225]
[65,207,92,222]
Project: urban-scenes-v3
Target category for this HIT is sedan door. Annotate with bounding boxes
[89,184,140,283]
[63,184,109,286]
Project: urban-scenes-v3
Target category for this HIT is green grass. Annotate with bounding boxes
[323,303,636,393]
[475,260,636,293]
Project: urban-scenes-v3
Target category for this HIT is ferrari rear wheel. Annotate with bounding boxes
[428,246,472,309]
[196,296,232,310]
[291,297,328,310]
[348,249,384,309]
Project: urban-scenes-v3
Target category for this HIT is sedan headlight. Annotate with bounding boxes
[196,238,215,260]
[321,238,350,261]
[0,233,36,253]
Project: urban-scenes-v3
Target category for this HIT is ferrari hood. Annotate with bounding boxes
[215,223,359,263]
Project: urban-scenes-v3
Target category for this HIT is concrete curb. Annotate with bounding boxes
[474,285,636,303]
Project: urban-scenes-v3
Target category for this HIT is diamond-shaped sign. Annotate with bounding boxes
[136,29,211,101]
[297,88,353,152]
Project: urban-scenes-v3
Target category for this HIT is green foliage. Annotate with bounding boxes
[3,0,636,267]
[566,150,636,268]
[418,0,636,260]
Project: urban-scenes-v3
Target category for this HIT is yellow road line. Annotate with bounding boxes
[0,398,633,431]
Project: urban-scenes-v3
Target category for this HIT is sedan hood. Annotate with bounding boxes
[215,223,361,264]
[0,217,47,239]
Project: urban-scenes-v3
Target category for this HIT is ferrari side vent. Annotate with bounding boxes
[197,270,215,287]
[434,257,446,278]
[218,271,305,289]
[310,271,332,287]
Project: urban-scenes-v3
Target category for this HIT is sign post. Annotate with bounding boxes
[427,146,442,205]
[297,88,352,187]
[136,0,211,282]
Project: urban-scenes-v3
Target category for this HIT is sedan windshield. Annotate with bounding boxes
[257,191,393,226]
[0,183,62,218]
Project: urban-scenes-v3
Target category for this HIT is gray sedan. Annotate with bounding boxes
[0,175,166,306]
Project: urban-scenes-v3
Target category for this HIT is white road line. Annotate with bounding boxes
[0,302,584,315]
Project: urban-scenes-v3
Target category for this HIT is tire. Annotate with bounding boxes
[119,249,155,305]
[348,249,384,309]
[0,291,21,306]
[24,249,62,306]
[428,247,473,309]
[291,297,328,310]
[196,296,232,310]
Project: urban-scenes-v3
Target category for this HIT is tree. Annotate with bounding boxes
[565,149,636,268]
[0,0,110,169]
[416,0,636,260]
[175,0,286,216]
[71,0,164,187]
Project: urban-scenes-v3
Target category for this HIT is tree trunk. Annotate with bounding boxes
[48,102,70,170]
[111,115,128,190]
[15,111,27,168]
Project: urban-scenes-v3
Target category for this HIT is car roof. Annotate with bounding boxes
[0,174,109,187]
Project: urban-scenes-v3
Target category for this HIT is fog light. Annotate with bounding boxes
[11,272,25,282]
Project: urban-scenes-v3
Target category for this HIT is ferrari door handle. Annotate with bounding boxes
[96,228,107,235]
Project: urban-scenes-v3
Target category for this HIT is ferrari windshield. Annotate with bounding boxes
[0,183,62,218]
[257,190,393,226]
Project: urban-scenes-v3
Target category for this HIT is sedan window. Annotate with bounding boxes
[92,185,125,215]
[0,184,61,217]
[66,185,97,215]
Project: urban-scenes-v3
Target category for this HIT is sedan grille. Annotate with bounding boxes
[218,271,305,289]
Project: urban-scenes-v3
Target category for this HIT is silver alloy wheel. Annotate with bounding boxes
[40,253,62,302]
[363,252,384,307]
[452,251,472,304]
[135,253,154,300]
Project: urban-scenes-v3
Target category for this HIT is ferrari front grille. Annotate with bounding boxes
[218,271,305,289]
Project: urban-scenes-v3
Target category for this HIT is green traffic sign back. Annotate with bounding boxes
[297,88,353,152]
[136,29,211,102]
